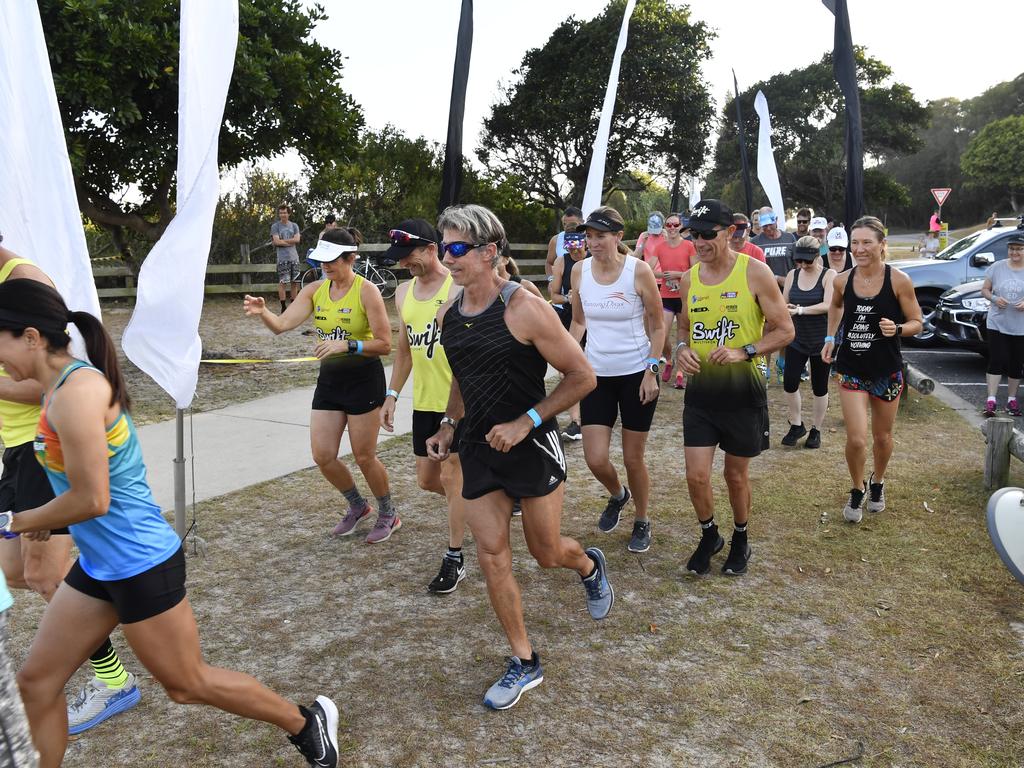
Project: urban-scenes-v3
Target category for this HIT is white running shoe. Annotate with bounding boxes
[68,673,141,735]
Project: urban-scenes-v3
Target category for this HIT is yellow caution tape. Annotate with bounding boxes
[200,356,319,364]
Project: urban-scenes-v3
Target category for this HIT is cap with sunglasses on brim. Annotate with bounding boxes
[384,218,440,262]
[577,211,625,233]
[686,199,734,233]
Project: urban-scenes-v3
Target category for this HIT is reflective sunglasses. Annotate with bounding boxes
[731,225,747,235]
[388,229,433,247]
[441,241,491,257]
[691,228,723,241]
[664,222,682,229]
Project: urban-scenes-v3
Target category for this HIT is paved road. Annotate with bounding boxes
[903,346,991,413]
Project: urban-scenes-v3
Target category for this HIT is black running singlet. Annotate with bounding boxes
[834,264,904,379]
[441,282,551,442]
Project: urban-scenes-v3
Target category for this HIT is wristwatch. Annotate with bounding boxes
[440,415,458,430]
[743,343,758,361]
[645,357,660,376]
[0,511,13,535]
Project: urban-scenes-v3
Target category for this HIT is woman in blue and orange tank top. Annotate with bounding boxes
[244,227,400,544]
[0,280,340,768]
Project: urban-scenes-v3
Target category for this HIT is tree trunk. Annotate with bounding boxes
[670,165,682,213]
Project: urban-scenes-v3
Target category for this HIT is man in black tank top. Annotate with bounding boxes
[425,204,612,711]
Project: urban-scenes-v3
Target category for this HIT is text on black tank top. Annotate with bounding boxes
[835,264,904,378]
[789,268,828,355]
[441,282,549,442]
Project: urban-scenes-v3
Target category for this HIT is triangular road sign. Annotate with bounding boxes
[931,188,952,206]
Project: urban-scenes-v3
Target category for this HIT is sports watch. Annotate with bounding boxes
[645,357,660,376]
[742,343,758,361]
[0,511,14,536]
[440,415,458,430]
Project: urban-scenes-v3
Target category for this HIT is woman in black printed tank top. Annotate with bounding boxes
[822,217,923,525]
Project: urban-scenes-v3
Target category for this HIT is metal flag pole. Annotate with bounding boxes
[174,408,186,539]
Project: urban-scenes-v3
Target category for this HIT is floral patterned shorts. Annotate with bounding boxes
[838,370,904,402]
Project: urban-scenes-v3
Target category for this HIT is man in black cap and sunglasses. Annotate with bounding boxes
[381,219,471,595]
[674,200,794,577]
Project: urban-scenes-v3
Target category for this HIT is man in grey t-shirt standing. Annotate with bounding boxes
[271,203,301,312]
[751,207,797,290]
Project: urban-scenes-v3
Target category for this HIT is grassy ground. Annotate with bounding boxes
[6,376,1024,767]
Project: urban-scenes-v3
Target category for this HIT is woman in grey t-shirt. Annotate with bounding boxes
[981,234,1024,416]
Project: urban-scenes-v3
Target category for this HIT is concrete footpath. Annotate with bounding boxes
[137,364,413,511]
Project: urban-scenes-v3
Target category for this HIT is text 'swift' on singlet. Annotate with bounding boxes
[440,282,550,442]
[685,252,766,408]
[35,361,180,581]
[0,258,43,447]
[312,275,374,374]
[404,274,454,413]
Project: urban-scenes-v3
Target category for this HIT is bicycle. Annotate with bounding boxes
[299,253,398,299]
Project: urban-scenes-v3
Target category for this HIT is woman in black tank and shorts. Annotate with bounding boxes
[781,236,835,449]
[822,216,922,524]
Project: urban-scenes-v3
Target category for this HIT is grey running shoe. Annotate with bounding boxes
[866,473,885,514]
[598,487,631,532]
[483,655,544,710]
[686,529,725,574]
[627,520,651,553]
[582,547,614,620]
[289,695,339,768]
[561,421,582,441]
[365,514,402,544]
[331,503,372,537]
[843,484,866,523]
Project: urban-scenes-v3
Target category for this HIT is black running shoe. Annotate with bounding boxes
[598,487,631,532]
[721,533,751,576]
[561,421,582,441]
[685,530,724,574]
[804,427,821,449]
[781,422,807,447]
[289,696,339,768]
[627,520,651,553]
[428,555,466,594]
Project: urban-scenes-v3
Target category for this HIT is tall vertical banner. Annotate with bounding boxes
[754,91,786,225]
[733,70,754,215]
[688,177,702,213]
[438,0,473,213]
[121,0,239,408]
[581,0,637,217]
[824,0,864,227]
[0,1,100,322]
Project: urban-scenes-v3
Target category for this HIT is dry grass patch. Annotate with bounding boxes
[7,381,1024,766]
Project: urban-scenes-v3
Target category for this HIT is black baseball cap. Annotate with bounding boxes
[1009,232,1024,246]
[576,211,625,233]
[384,218,439,262]
[687,199,734,233]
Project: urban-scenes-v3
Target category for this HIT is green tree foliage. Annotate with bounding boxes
[961,115,1024,212]
[477,0,714,212]
[705,49,927,222]
[39,0,363,264]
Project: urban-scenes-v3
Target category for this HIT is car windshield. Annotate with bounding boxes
[933,232,981,260]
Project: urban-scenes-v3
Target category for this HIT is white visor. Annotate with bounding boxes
[309,240,357,262]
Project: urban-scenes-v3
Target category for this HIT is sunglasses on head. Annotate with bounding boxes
[691,228,723,241]
[388,229,432,247]
[441,241,491,257]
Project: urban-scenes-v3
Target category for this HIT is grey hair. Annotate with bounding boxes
[437,204,508,267]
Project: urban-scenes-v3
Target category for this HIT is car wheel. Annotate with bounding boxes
[906,292,940,347]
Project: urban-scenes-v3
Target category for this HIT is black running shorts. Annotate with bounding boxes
[0,442,68,535]
[459,423,566,500]
[661,297,683,314]
[580,371,659,432]
[65,547,186,624]
[412,410,445,458]
[311,359,386,415]
[683,404,770,458]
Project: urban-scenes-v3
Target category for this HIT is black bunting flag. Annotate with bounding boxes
[439,0,473,213]
[824,0,864,228]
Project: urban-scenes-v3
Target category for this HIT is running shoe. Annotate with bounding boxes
[581,547,614,619]
[660,359,673,383]
[781,422,807,447]
[775,357,785,383]
[289,695,339,767]
[511,499,522,517]
[1009,399,1022,417]
[866,473,885,514]
[428,554,466,594]
[561,421,582,441]
[721,533,751,576]
[843,484,866,523]
[483,655,544,710]
[67,674,141,735]
[331,503,372,537]
[685,529,724,575]
[800,365,810,382]
[597,487,631,532]
[804,428,821,449]
[627,520,651,553]
[365,514,402,544]
[984,399,997,418]
[673,372,685,390]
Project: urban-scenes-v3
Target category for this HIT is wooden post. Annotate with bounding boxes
[985,417,1014,490]
[240,243,251,286]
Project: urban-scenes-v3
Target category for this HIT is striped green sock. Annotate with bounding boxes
[89,638,129,689]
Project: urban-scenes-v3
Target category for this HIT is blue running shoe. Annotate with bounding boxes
[582,547,614,620]
[484,655,544,710]
[67,673,141,735]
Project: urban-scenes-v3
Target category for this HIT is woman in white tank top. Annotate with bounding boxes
[569,206,665,554]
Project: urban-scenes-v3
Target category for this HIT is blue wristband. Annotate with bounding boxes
[824,335,835,343]
[645,357,659,366]
[526,408,543,428]
[385,388,399,400]
[356,340,364,354]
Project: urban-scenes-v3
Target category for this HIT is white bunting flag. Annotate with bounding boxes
[754,90,786,226]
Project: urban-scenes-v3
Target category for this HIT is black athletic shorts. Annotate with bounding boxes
[459,423,566,500]
[683,404,770,458]
[661,297,683,314]
[0,442,68,535]
[413,410,451,458]
[987,328,1024,379]
[65,547,186,624]
[581,370,659,432]
[311,359,386,414]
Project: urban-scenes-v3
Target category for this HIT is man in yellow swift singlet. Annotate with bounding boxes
[674,201,794,576]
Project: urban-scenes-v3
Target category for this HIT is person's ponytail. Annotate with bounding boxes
[68,311,131,412]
